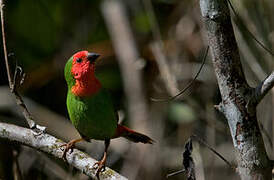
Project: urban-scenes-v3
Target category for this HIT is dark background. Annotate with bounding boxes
[0,0,273,179]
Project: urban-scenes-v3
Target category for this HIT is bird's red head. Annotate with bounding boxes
[71,51,100,80]
[70,51,101,97]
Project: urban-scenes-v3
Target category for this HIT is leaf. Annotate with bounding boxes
[183,138,195,180]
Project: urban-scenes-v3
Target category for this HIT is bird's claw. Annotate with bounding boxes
[60,142,75,161]
[93,161,106,178]
[93,162,106,171]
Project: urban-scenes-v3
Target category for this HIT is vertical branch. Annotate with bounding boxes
[0,0,44,132]
[199,0,272,179]
[0,0,12,88]
[102,0,151,179]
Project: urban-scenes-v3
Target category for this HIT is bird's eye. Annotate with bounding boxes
[76,58,82,63]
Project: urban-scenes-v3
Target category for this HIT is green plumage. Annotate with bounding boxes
[65,57,117,140]
[62,52,152,177]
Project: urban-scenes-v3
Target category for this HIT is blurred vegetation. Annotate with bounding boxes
[0,0,273,179]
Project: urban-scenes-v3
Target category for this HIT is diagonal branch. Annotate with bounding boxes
[150,42,179,96]
[0,122,127,180]
[247,72,274,114]
[254,71,274,105]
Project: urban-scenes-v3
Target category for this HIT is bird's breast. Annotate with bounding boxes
[67,90,117,140]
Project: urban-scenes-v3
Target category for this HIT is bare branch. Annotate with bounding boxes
[0,0,44,132]
[254,72,274,105]
[166,169,185,178]
[0,0,12,87]
[227,0,274,57]
[151,46,209,102]
[191,135,235,170]
[200,0,272,179]
[0,122,127,180]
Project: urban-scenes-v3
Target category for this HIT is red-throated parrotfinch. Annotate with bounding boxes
[62,51,153,177]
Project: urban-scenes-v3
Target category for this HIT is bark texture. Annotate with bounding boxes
[0,122,128,180]
[199,0,272,179]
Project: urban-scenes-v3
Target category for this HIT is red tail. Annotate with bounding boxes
[115,124,154,144]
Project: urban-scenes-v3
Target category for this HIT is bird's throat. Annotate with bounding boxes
[71,76,101,97]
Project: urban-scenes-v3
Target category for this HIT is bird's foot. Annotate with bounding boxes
[60,141,76,161]
[93,160,106,179]
[60,138,83,161]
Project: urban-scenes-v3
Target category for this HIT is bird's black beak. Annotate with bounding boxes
[87,52,100,63]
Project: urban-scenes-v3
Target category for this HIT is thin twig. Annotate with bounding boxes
[191,134,235,170]
[0,0,12,87]
[0,0,45,133]
[254,72,274,105]
[151,46,209,102]
[166,169,185,178]
[0,122,128,180]
[227,0,274,57]
[227,0,274,112]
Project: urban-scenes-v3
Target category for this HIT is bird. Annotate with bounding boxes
[62,50,154,177]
